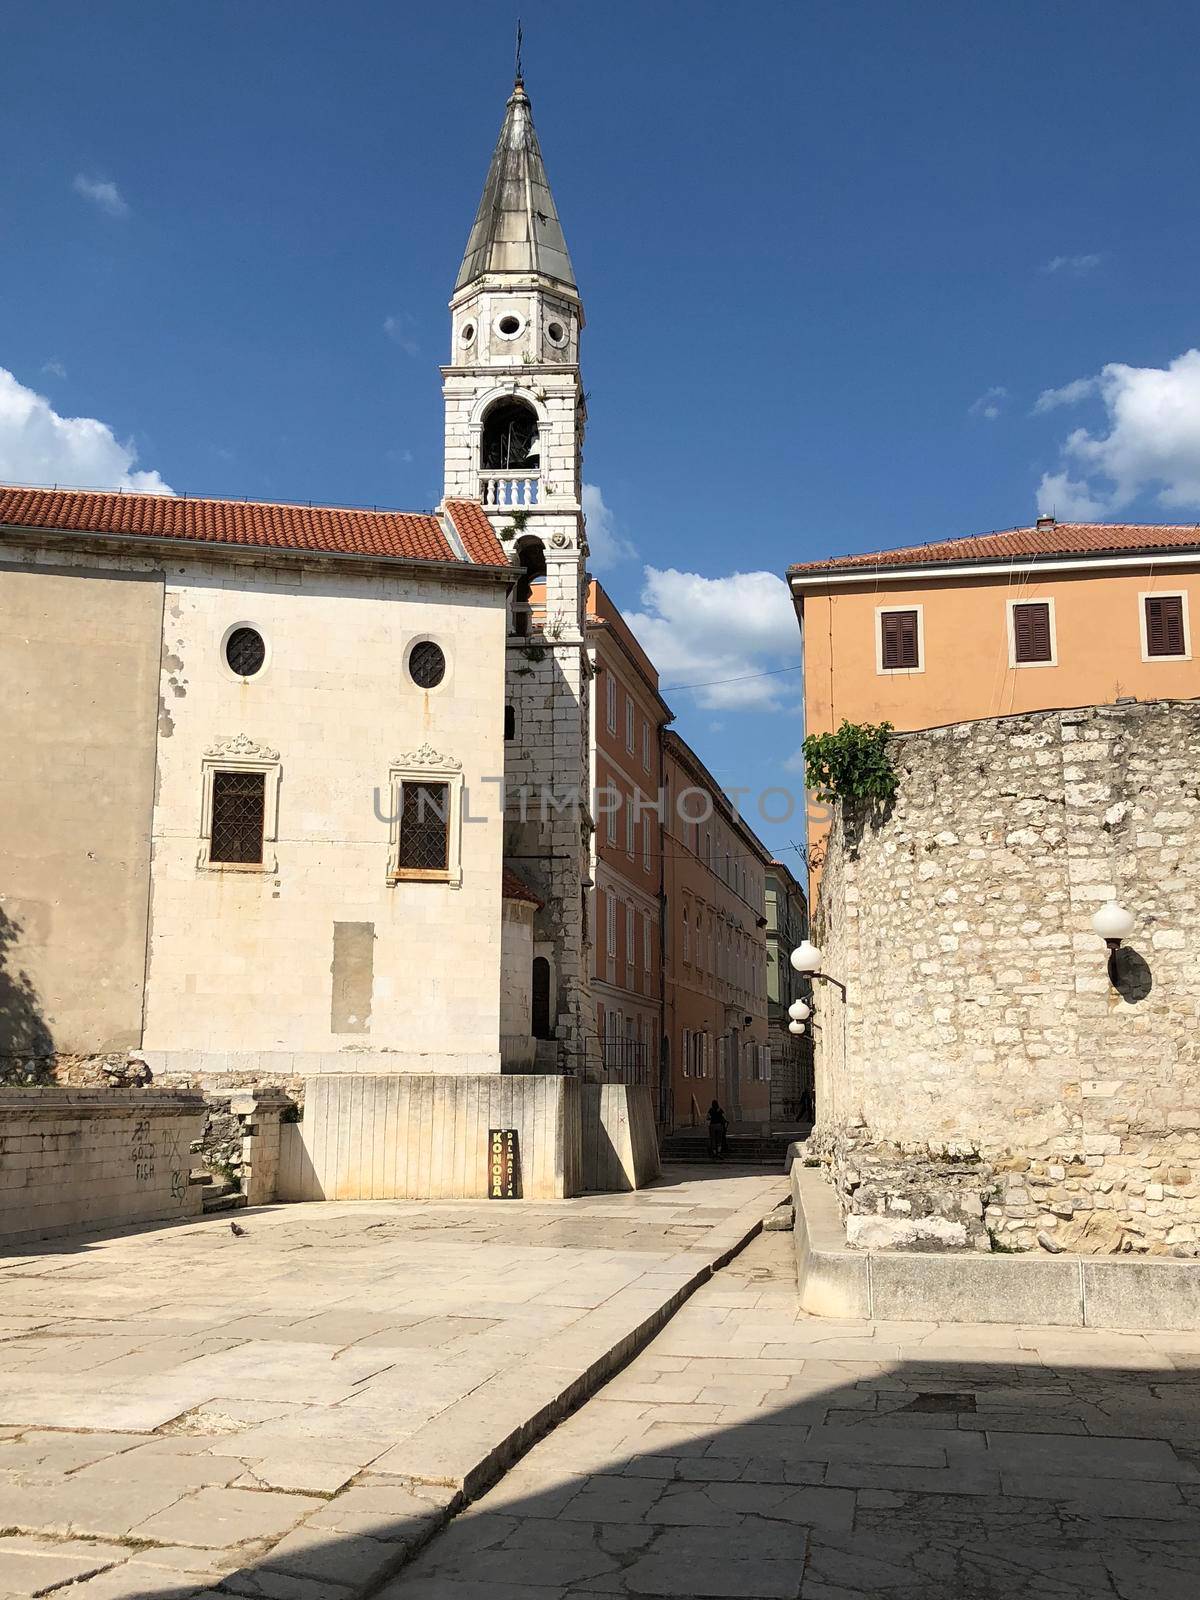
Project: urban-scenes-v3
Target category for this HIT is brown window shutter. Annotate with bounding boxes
[882,609,919,669]
[1013,601,1052,663]
[1145,595,1186,657]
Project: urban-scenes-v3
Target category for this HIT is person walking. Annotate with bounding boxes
[707,1098,728,1159]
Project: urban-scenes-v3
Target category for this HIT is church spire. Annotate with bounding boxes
[455,72,576,294]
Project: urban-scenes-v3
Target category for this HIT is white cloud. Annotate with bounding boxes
[1035,349,1200,517]
[41,359,67,381]
[383,314,419,356]
[1035,470,1109,521]
[968,385,1008,421]
[0,367,172,493]
[1042,252,1102,276]
[72,174,129,218]
[582,482,637,571]
[1033,376,1099,414]
[623,567,799,710]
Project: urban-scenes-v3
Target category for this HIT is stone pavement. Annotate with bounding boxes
[0,1165,785,1600]
[387,1232,1200,1600]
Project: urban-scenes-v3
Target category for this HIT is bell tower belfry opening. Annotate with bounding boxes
[442,69,598,1077]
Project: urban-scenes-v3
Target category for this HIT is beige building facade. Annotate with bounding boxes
[662,732,772,1130]
[0,493,513,1081]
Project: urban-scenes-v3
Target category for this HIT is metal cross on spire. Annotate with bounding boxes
[515,18,524,84]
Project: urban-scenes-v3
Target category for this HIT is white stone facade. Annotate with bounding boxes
[442,98,598,1076]
[1,535,510,1079]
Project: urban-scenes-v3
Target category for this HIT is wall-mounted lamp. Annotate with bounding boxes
[788,999,811,1022]
[1091,901,1136,988]
[789,940,847,999]
[788,1020,806,1036]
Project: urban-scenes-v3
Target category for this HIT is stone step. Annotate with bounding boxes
[660,1135,792,1166]
[201,1189,248,1215]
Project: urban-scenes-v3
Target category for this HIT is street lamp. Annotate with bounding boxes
[788,999,811,1022]
[788,1020,806,1036]
[789,940,847,999]
[1091,901,1136,988]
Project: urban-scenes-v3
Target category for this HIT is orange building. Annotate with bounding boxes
[587,583,672,1093]
[790,516,1200,867]
[662,732,772,1130]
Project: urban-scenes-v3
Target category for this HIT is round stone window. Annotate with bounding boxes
[546,320,567,346]
[496,313,523,339]
[225,626,266,678]
[408,640,447,689]
[459,321,476,346]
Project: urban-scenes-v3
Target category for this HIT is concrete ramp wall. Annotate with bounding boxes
[582,1083,662,1192]
[277,1073,582,1202]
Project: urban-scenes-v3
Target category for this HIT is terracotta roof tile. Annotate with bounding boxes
[445,499,508,565]
[0,485,511,570]
[502,867,542,906]
[789,521,1200,578]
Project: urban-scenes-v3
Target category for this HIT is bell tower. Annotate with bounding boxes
[442,69,598,1076]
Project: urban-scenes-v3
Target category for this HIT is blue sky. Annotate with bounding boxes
[3,1,1199,868]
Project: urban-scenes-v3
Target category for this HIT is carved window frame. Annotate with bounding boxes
[387,744,464,887]
[199,736,281,873]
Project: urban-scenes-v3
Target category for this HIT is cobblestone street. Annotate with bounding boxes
[389,1232,1200,1600]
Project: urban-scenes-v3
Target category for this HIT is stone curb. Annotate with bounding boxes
[228,1185,786,1600]
[368,1184,785,1504]
[790,1159,1200,1331]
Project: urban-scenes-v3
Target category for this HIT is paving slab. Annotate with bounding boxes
[0,1165,782,1598]
[387,1231,1200,1599]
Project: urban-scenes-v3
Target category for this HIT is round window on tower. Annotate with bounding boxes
[223,625,267,679]
[545,320,567,347]
[407,639,447,690]
[459,321,476,347]
[496,313,524,339]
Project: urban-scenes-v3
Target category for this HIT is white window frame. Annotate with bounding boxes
[642,810,651,873]
[606,893,617,973]
[625,797,635,857]
[387,745,464,887]
[1139,590,1192,662]
[1007,597,1058,669]
[875,603,925,676]
[625,695,635,752]
[199,736,281,873]
[642,719,650,771]
[606,673,617,732]
[682,902,691,964]
[626,903,635,977]
[643,911,652,976]
[605,787,618,845]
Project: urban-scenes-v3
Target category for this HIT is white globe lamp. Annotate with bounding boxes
[790,940,822,975]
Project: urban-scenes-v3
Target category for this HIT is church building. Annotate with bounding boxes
[0,70,666,1198]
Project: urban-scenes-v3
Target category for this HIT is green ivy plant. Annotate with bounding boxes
[802,719,897,806]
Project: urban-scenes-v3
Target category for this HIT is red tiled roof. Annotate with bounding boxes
[445,499,507,565]
[0,485,512,570]
[502,868,542,907]
[789,521,1200,578]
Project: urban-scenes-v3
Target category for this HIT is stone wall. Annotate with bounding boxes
[0,1088,206,1244]
[813,701,1200,1256]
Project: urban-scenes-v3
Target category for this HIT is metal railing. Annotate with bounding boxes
[601,1039,650,1085]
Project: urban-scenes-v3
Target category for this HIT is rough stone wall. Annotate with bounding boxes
[813,701,1200,1256]
[0,1088,205,1244]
